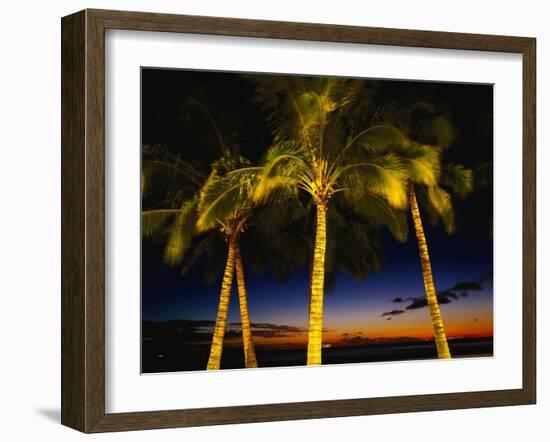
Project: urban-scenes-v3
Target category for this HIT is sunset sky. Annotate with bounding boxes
[141,69,493,352]
[142,222,493,348]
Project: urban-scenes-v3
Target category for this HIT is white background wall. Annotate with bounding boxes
[0,0,546,440]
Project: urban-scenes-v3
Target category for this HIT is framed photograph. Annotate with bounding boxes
[61,9,536,433]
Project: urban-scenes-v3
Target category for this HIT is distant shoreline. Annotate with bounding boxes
[142,336,493,374]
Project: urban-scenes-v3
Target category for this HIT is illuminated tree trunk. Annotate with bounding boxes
[409,183,451,359]
[235,243,258,368]
[206,237,236,370]
[307,203,328,365]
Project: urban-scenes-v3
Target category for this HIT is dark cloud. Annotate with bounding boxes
[404,298,428,310]
[250,330,296,338]
[405,293,456,310]
[343,336,373,345]
[405,291,457,310]
[381,309,405,317]
[451,272,492,292]
[439,289,459,300]
[230,322,306,333]
[247,322,306,338]
[342,332,349,337]
[145,320,308,342]
[391,296,415,304]
[384,272,492,315]
[340,332,372,345]
[451,281,483,291]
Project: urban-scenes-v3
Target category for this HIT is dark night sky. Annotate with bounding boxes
[141,68,493,346]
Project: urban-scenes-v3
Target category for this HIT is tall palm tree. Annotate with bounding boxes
[193,154,260,369]
[141,95,264,370]
[394,103,474,359]
[142,149,262,370]
[250,76,430,365]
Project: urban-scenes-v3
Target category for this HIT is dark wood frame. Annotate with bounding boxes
[61,8,536,433]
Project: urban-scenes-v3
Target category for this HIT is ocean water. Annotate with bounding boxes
[142,337,493,373]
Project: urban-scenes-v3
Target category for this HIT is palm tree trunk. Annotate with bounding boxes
[409,183,451,359]
[234,243,258,368]
[307,203,328,365]
[206,236,236,370]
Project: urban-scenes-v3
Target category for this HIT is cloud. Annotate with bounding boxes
[231,322,307,338]
[383,272,493,316]
[451,281,483,291]
[391,296,416,304]
[405,290,457,310]
[342,336,373,345]
[381,309,405,317]
[439,289,459,301]
[252,324,306,338]
[143,319,309,343]
[451,273,492,292]
[340,331,372,345]
[404,298,428,310]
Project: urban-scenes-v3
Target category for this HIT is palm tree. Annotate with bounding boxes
[142,148,262,370]
[395,103,474,359]
[193,154,261,369]
[250,76,429,365]
[141,94,264,370]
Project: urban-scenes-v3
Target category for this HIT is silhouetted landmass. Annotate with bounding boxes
[142,320,493,373]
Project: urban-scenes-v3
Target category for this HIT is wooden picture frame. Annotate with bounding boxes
[61,8,536,433]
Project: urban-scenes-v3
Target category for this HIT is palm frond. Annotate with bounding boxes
[407,103,456,148]
[253,142,306,203]
[180,233,227,284]
[424,185,455,234]
[142,197,199,265]
[339,153,409,209]
[196,161,258,233]
[325,216,383,282]
[142,209,181,237]
[338,193,408,242]
[250,199,307,233]
[197,173,243,232]
[441,163,474,198]
[351,125,406,154]
[399,143,441,187]
[426,116,456,148]
[141,144,205,208]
